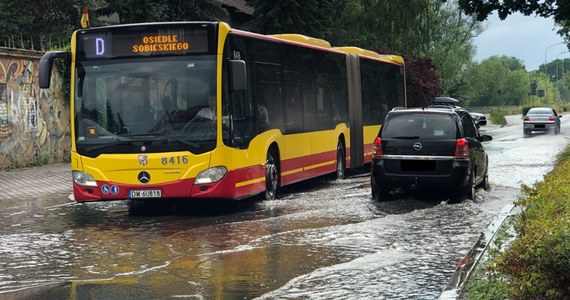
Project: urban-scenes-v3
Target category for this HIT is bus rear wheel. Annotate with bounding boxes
[265,149,280,200]
[335,141,346,180]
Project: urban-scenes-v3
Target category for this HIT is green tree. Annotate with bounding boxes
[95,0,227,24]
[461,56,529,106]
[323,1,480,96]
[245,0,334,38]
[529,71,560,105]
[96,0,168,23]
[165,0,227,21]
[0,0,32,47]
[561,69,570,101]
[427,1,482,95]
[0,0,78,49]
[244,0,478,97]
[331,0,433,53]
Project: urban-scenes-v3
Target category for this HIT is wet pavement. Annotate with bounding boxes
[0,163,71,200]
[0,114,567,299]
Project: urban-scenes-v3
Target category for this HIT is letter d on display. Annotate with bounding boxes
[96,38,105,56]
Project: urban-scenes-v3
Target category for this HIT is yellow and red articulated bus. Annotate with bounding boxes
[39,22,406,203]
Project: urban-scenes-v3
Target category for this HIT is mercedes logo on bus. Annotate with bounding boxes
[138,171,151,184]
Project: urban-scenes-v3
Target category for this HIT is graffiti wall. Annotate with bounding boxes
[0,47,70,170]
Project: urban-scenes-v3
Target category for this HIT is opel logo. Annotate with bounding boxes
[413,142,423,151]
[138,171,151,184]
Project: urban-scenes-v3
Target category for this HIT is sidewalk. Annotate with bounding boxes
[0,163,72,200]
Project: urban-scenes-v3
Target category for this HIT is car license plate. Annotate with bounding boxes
[401,160,436,172]
[128,189,162,198]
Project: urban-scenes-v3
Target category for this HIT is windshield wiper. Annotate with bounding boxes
[83,139,138,153]
[120,133,200,149]
[162,134,200,149]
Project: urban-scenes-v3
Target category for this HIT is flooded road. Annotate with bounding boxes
[0,114,568,299]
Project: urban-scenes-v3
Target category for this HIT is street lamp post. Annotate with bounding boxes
[557,51,568,93]
[557,51,570,103]
[544,42,565,100]
[545,42,564,74]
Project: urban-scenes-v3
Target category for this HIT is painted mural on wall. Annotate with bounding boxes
[0,48,71,170]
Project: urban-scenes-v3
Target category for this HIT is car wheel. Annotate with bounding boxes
[371,179,389,201]
[462,171,475,200]
[264,149,280,200]
[523,129,530,136]
[334,140,346,180]
[481,171,490,191]
[555,126,560,135]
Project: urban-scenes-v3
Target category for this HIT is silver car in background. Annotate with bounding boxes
[523,107,561,135]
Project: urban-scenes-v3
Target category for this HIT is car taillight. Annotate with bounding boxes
[373,137,383,157]
[547,116,556,121]
[524,116,530,121]
[454,138,470,159]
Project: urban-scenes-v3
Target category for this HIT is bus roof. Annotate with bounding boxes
[75,21,218,31]
[270,34,332,48]
[334,46,404,64]
[334,46,380,59]
[378,55,404,64]
[75,21,404,64]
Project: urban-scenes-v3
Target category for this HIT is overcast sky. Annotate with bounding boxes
[473,12,566,71]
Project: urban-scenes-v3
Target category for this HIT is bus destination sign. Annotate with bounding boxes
[132,34,189,53]
[77,26,212,60]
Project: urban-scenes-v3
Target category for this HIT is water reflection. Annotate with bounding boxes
[0,183,358,299]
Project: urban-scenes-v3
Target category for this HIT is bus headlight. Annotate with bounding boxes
[72,170,98,187]
[195,166,227,184]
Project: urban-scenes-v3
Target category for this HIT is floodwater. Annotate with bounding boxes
[0,114,568,299]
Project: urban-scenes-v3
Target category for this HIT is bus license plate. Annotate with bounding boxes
[129,189,162,198]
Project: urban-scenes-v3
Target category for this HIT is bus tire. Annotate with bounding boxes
[264,148,280,200]
[334,140,346,180]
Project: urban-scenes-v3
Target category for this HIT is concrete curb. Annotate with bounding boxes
[438,203,516,299]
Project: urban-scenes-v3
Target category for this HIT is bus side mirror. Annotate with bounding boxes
[39,51,69,88]
[229,60,246,92]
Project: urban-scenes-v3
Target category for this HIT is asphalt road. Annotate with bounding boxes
[0,114,567,299]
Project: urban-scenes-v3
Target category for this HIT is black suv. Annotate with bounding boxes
[371,107,492,200]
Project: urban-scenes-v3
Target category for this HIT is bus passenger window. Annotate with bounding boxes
[258,103,269,127]
[256,89,269,129]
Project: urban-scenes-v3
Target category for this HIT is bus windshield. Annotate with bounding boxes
[74,56,217,157]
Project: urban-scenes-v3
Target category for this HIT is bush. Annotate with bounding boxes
[555,145,570,166]
[489,110,507,125]
[522,106,532,116]
[54,44,71,107]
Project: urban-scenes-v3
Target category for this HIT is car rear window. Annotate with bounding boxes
[527,108,552,114]
[382,113,456,139]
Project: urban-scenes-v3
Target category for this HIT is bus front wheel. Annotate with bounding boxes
[265,149,280,200]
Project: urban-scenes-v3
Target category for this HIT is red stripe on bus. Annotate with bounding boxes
[281,150,337,173]
[72,147,353,202]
